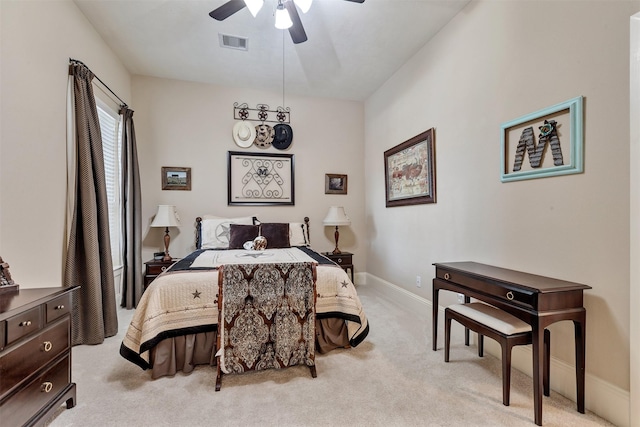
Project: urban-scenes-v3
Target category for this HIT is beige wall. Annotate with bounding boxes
[0,0,131,288]
[365,0,635,422]
[1,0,637,425]
[132,76,365,266]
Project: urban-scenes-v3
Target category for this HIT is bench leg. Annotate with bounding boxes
[444,312,452,362]
[478,334,484,357]
[502,342,514,406]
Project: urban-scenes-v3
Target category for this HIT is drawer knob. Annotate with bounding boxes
[506,291,514,300]
[444,273,451,280]
[161,266,167,272]
[43,341,53,352]
[337,258,342,263]
[41,382,53,393]
[55,305,65,310]
[20,320,32,327]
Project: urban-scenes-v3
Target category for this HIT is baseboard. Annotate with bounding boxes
[353,271,366,286]
[365,272,630,427]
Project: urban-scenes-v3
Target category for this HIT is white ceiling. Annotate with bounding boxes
[73,0,470,101]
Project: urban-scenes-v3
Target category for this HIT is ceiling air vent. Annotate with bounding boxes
[219,33,248,51]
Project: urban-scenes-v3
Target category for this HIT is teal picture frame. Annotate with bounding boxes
[500,96,583,182]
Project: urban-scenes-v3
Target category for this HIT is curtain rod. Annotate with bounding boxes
[69,58,128,108]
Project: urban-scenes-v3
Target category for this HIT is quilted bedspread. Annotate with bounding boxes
[120,247,369,370]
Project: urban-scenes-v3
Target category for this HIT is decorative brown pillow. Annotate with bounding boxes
[228,224,260,249]
[259,223,290,248]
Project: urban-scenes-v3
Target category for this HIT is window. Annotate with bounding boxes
[97,100,123,269]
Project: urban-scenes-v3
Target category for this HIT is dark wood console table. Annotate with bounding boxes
[432,262,591,426]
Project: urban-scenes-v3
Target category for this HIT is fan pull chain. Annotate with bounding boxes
[282,30,286,109]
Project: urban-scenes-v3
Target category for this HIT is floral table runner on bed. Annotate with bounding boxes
[217,262,316,375]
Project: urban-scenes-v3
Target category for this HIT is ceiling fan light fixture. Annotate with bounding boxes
[244,0,263,18]
[293,0,312,14]
[274,3,293,29]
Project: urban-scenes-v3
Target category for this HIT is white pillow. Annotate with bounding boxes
[201,216,254,249]
[289,222,308,246]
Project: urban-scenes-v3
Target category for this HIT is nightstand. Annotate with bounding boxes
[323,252,354,282]
[144,259,177,292]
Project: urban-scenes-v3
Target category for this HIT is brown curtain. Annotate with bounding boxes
[120,107,143,308]
[65,63,118,345]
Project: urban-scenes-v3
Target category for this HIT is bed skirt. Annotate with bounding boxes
[148,318,349,379]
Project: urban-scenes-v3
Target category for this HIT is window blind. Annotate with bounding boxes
[97,102,122,268]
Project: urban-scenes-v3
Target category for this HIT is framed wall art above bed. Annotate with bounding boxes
[228,151,294,206]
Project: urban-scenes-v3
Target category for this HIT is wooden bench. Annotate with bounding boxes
[444,302,550,406]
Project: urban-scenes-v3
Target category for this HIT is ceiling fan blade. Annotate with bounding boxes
[284,1,307,44]
[209,0,246,21]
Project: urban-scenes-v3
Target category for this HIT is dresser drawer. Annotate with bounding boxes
[0,317,70,398]
[6,306,42,346]
[0,354,70,427]
[436,268,536,310]
[46,293,72,323]
[0,320,5,351]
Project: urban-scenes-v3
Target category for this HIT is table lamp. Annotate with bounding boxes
[150,205,181,261]
[323,206,351,255]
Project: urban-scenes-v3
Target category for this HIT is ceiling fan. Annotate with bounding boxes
[209,0,365,44]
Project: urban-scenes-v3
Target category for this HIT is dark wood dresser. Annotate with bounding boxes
[0,286,78,426]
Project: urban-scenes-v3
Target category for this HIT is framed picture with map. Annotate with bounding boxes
[384,128,436,207]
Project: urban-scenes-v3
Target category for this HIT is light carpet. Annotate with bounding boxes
[46,285,612,427]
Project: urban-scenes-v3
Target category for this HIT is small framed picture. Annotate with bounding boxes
[162,167,191,191]
[325,174,348,195]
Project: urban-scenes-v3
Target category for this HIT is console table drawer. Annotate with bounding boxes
[6,306,42,346]
[46,293,72,323]
[0,317,69,398]
[0,354,70,427]
[436,268,535,309]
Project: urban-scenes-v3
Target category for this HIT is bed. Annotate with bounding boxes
[120,216,369,379]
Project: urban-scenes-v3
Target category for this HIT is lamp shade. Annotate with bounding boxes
[150,205,180,228]
[323,206,351,227]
